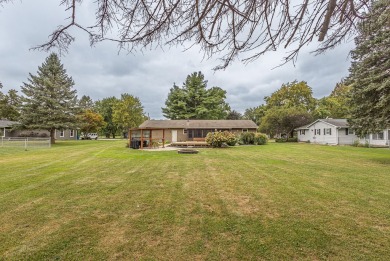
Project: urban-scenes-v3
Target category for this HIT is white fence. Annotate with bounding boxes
[1,137,51,150]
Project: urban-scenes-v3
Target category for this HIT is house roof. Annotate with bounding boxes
[138,120,258,129]
[0,120,19,128]
[297,119,349,130]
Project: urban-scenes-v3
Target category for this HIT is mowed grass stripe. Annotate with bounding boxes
[0,141,389,260]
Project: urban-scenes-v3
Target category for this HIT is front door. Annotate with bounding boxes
[172,130,177,143]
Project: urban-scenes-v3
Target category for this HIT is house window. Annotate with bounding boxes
[348,128,354,135]
[372,132,384,140]
[242,129,248,132]
[325,128,331,135]
[70,130,74,137]
[60,130,64,137]
[315,129,321,135]
[183,129,188,134]
[299,130,306,135]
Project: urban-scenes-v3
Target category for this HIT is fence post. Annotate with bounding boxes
[25,138,27,151]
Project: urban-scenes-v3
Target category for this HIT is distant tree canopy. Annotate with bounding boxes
[243,105,267,126]
[226,110,243,120]
[19,53,78,144]
[264,81,316,112]
[162,72,230,120]
[347,0,390,136]
[0,85,21,121]
[113,93,145,136]
[0,0,370,69]
[77,109,105,137]
[259,107,313,138]
[95,97,120,138]
[314,82,351,119]
[246,81,316,136]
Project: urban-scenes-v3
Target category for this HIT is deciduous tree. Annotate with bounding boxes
[0,0,370,69]
[347,0,390,136]
[259,106,313,137]
[265,81,316,112]
[19,53,78,144]
[112,94,145,137]
[314,82,351,119]
[77,109,105,138]
[162,72,230,119]
[243,105,267,125]
[95,97,120,138]
[0,85,21,121]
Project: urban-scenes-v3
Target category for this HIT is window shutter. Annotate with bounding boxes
[324,128,326,135]
[346,128,348,135]
[330,128,332,135]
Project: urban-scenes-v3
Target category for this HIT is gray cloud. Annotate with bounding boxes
[0,0,354,119]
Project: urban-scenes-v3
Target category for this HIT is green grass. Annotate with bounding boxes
[0,141,389,260]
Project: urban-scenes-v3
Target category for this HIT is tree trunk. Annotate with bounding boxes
[50,129,56,144]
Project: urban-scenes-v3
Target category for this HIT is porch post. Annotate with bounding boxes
[162,129,165,148]
[141,129,144,149]
[150,130,152,148]
[129,129,132,148]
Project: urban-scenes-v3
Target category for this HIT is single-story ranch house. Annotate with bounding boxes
[296,119,390,146]
[129,120,258,148]
[0,120,77,140]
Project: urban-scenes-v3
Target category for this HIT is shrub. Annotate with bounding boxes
[276,137,297,143]
[224,131,237,146]
[352,140,360,147]
[254,133,268,145]
[287,137,298,142]
[205,131,228,148]
[240,132,255,145]
[275,138,286,143]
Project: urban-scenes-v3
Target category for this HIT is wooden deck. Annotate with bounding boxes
[170,141,209,148]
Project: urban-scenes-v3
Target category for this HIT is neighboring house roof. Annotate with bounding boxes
[138,120,258,129]
[295,124,310,130]
[296,119,349,130]
[0,120,19,128]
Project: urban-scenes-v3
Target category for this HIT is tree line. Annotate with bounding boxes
[1,0,388,141]
[0,54,147,144]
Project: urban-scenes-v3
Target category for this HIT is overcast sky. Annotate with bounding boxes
[0,1,355,119]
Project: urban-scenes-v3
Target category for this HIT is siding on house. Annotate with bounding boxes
[359,130,390,147]
[296,119,389,146]
[131,120,258,144]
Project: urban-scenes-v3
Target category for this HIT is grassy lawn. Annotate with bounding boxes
[0,141,389,260]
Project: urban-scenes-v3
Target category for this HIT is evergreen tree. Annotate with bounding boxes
[162,72,230,119]
[347,0,390,136]
[78,95,95,111]
[20,53,78,144]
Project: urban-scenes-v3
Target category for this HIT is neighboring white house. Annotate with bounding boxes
[296,119,390,146]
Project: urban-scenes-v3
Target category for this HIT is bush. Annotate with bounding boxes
[240,132,255,145]
[205,131,228,148]
[254,133,268,145]
[224,131,237,146]
[275,137,297,143]
[352,140,360,147]
[275,138,286,143]
[287,137,297,142]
